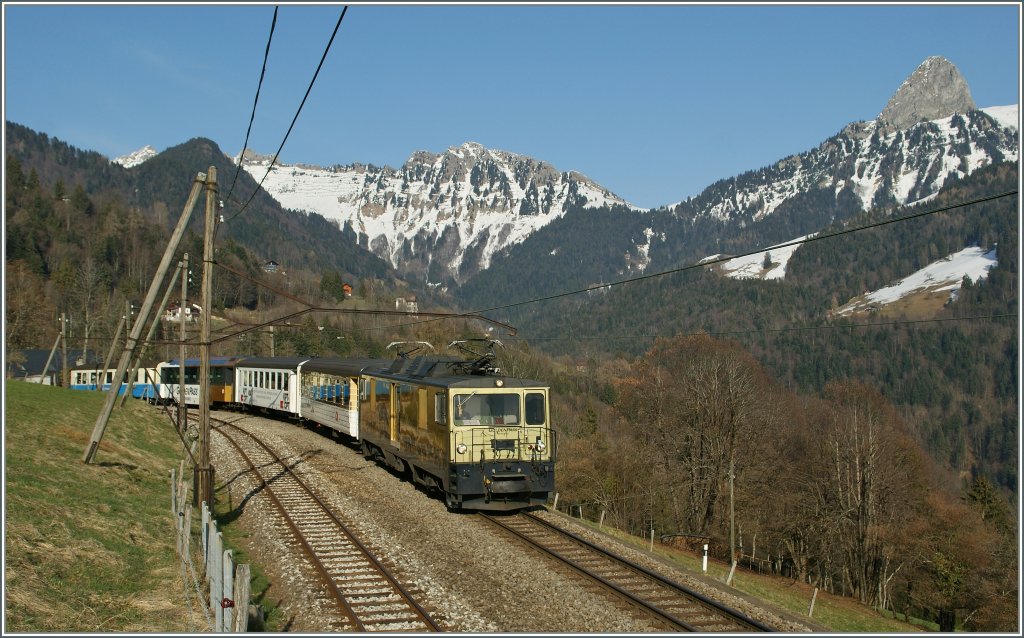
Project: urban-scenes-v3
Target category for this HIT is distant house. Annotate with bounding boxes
[263,260,280,273]
[342,283,353,298]
[164,302,202,323]
[7,348,99,384]
[396,296,419,314]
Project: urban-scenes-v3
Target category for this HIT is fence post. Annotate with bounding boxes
[201,503,210,565]
[598,510,605,530]
[178,459,186,510]
[209,526,222,620]
[176,507,183,557]
[552,492,559,512]
[170,469,176,516]
[234,564,251,632]
[222,549,234,631]
[808,587,818,617]
[183,504,192,559]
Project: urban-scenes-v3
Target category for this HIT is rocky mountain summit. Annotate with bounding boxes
[877,56,976,131]
[674,57,1014,227]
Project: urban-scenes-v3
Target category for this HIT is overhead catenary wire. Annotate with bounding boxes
[222,6,279,210]
[224,5,349,226]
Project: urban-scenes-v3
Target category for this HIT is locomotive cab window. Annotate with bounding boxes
[453,393,521,426]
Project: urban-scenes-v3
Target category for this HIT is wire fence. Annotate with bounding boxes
[171,464,252,632]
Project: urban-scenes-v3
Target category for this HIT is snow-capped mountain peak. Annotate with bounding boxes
[112,145,158,168]
[239,141,638,284]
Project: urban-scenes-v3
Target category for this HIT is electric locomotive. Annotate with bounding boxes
[356,347,556,511]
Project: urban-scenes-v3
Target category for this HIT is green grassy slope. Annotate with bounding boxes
[4,381,196,632]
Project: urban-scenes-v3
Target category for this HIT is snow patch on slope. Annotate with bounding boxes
[837,246,997,316]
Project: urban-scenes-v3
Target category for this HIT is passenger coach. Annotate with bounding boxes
[234,356,308,414]
[298,358,391,438]
[156,356,246,407]
[70,365,159,400]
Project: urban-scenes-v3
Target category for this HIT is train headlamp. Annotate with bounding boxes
[494,379,504,387]
[456,443,467,455]
[535,438,546,452]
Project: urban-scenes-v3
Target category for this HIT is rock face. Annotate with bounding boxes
[877,56,976,131]
[239,142,636,284]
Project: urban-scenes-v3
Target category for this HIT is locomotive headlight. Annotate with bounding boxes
[535,438,546,452]
[494,379,504,387]
[456,443,467,455]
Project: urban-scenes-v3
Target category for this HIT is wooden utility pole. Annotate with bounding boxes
[60,313,68,387]
[83,173,206,464]
[195,167,217,508]
[41,328,62,386]
[728,456,737,585]
[98,312,126,391]
[179,253,189,433]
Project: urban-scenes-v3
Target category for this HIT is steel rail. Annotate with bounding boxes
[481,512,772,632]
[522,512,773,631]
[213,417,440,632]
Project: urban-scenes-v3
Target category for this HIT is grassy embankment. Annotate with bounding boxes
[4,381,196,632]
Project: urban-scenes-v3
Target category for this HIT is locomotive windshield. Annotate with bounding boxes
[453,393,521,426]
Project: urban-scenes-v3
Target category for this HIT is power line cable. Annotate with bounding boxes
[222,6,279,210]
[469,189,1018,316]
[224,5,349,226]
[501,313,1018,343]
[365,188,1017,334]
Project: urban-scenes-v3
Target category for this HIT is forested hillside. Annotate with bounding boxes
[5,123,416,371]
[5,122,394,284]
[468,163,1018,494]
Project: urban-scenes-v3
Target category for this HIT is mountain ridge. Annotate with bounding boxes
[236,140,636,284]
[107,57,1018,297]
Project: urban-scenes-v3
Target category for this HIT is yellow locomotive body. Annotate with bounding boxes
[358,356,556,511]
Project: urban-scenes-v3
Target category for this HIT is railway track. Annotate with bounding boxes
[212,416,441,632]
[481,511,773,632]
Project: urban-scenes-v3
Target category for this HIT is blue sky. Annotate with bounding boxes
[3,3,1020,209]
